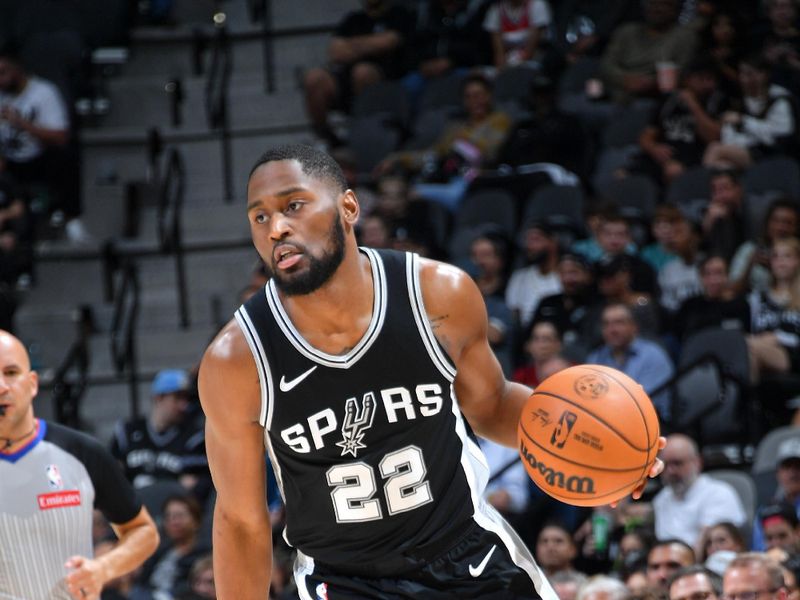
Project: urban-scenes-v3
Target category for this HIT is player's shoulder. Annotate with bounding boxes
[417,257,483,311]
[200,318,253,371]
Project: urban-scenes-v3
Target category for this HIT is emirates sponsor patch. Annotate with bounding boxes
[37,490,81,510]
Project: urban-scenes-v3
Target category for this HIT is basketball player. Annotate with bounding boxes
[199,145,666,599]
[0,330,159,599]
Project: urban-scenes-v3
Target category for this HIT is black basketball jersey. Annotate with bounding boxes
[235,249,490,567]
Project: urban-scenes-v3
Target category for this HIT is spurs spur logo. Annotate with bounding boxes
[335,393,376,457]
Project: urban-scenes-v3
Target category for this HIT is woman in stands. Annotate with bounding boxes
[139,494,210,598]
[700,521,747,562]
[747,237,800,388]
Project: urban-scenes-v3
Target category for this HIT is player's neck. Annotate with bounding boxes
[282,251,374,341]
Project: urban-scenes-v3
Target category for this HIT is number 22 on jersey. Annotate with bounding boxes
[326,445,433,523]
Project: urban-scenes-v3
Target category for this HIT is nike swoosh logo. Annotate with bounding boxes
[279,366,318,392]
[468,544,497,578]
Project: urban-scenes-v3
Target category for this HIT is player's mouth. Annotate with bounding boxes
[0,404,9,417]
[274,245,303,270]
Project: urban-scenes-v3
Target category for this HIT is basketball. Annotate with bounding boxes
[517,364,660,507]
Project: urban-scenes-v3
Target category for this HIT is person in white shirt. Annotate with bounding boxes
[0,45,89,243]
[653,434,747,553]
[506,221,562,329]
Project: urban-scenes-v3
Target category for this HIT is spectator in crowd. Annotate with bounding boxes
[302,0,414,146]
[758,503,800,553]
[700,170,745,262]
[575,212,658,296]
[659,213,704,313]
[641,204,680,273]
[701,522,747,562]
[730,199,800,295]
[746,237,800,385]
[111,369,209,498]
[697,9,747,97]
[594,255,660,336]
[551,570,589,600]
[616,528,656,579]
[513,320,571,387]
[653,434,747,551]
[536,522,580,578]
[357,210,394,249]
[550,0,642,66]
[587,302,674,418]
[376,73,512,211]
[479,435,532,517]
[482,0,553,69]
[753,439,800,552]
[138,494,211,599]
[647,540,697,590]
[779,557,800,600]
[179,554,215,600]
[630,58,727,184]
[752,0,800,97]
[404,0,490,101]
[578,575,633,600]
[469,229,516,375]
[673,254,751,342]
[667,566,722,600]
[506,221,562,328]
[0,44,89,243]
[704,54,798,170]
[532,252,602,360]
[722,553,787,600]
[0,173,31,290]
[496,75,590,178]
[625,569,650,598]
[601,0,698,104]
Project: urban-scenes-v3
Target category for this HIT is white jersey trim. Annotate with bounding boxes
[234,307,273,428]
[265,247,387,369]
[407,253,457,381]
[295,550,316,600]
[448,386,557,600]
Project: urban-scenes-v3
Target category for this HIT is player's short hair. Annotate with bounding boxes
[249,144,348,194]
[667,565,722,597]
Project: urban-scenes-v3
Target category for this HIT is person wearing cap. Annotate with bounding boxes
[595,254,660,337]
[753,439,800,551]
[759,503,800,553]
[110,369,209,498]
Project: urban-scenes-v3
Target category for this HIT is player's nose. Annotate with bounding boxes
[269,213,291,240]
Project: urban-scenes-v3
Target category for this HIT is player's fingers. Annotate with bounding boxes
[657,436,667,450]
[64,555,84,569]
[648,457,664,478]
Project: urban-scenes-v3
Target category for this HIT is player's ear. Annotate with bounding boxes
[340,189,360,226]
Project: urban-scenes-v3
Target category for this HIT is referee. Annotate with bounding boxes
[0,330,159,599]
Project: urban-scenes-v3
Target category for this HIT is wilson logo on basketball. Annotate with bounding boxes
[550,410,577,448]
[519,441,596,495]
[573,374,609,400]
[37,491,81,510]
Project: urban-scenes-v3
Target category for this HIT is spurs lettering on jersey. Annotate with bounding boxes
[281,384,444,454]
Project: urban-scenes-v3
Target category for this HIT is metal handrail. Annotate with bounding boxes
[50,307,92,428]
[110,262,141,417]
[157,147,190,328]
[204,20,234,202]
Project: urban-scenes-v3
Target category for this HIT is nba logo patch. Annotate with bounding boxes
[46,464,63,489]
[315,582,328,600]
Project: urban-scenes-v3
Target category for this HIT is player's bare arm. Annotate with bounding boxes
[65,506,159,600]
[199,321,272,599]
[420,259,531,448]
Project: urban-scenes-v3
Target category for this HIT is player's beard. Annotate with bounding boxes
[271,213,346,296]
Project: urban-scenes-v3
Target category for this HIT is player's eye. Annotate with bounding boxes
[253,213,267,224]
[286,201,303,213]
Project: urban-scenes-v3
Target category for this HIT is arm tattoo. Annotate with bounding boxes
[430,314,449,330]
